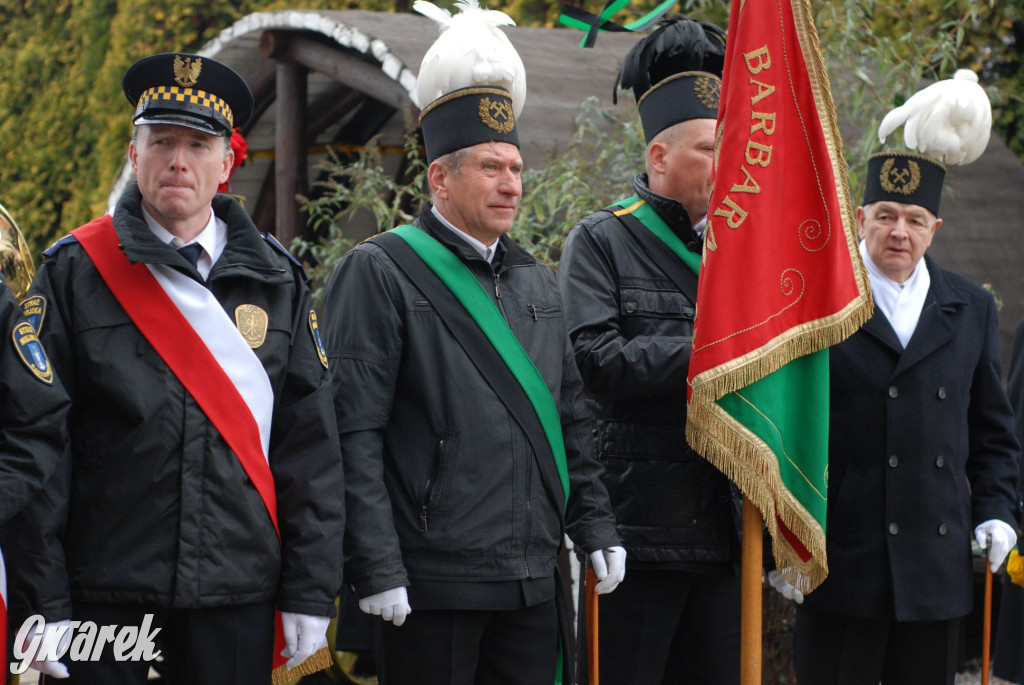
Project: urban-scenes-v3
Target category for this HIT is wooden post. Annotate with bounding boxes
[585,567,599,685]
[273,59,307,248]
[741,496,762,685]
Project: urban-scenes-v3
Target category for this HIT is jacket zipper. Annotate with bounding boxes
[420,438,445,532]
[493,271,509,324]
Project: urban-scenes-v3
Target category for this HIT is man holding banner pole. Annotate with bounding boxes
[558,16,742,685]
[321,4,623,683]
[2,52,345,682]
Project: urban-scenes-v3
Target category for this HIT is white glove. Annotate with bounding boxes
[358,587,411,626]
[975,519,1018,573]
[767,569,804,604]
[21,618,71,678]
[589,546,627,594]
[280,612,330,670]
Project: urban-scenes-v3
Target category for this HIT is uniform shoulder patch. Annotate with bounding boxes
[42,234,79,258]
[11,320,54,384]
[19,294,47,333]
[308,309,329,369]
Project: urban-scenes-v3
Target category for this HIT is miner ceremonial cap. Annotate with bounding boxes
[419,86,520,163]
[862,152,946,218]
[123,53,254,137]
[616,16,727,143]
[413,0,526,163]
[868,69,994,217]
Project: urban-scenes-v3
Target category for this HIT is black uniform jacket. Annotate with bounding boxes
[3,184,344,623]
[322,204,620,601]
[0,283,70,525]
[804,254,1019,621]
[557,175,738,569]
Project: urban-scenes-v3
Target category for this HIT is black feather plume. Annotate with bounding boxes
[614,15,727,104]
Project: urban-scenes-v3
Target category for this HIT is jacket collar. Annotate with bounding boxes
[415,202,536,270]
[861,254,968,374]
[634,174,701,249]
[113,183,285,281]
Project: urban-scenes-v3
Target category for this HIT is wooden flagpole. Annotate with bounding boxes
[741,496,763,685]
[982,563,993,685]
[585,567,600,685]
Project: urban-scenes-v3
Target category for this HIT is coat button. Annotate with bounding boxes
[889,523,899,535]
[935,456,945,468]
[888,455,899,468]
[938,523,949,535]
[888,386,899,398]
[937,387,947,399]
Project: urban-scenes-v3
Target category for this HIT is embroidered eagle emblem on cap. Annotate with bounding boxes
[173,55,202,87]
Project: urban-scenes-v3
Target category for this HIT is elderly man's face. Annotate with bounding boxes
[430,142,523,246]
[130,124,232,238]
[857,201,942,283]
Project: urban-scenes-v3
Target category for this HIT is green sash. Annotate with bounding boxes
[389,225,570,503]
[612,196,701,275]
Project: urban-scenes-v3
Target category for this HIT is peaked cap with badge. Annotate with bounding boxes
[615,15,727,143]
[123,53,254,137]
[413,0,527,163]
[865,69,992,217]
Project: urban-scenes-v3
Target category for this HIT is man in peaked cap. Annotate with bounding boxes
[320,5,624,682]
[792,85,1019,681]
[557,15,743,684]
[2,52,344,683]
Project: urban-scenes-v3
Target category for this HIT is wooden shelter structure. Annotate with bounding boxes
[107,9,1024,365]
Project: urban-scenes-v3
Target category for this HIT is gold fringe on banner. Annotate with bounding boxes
[690,295,872,406]
[687,398,828,593]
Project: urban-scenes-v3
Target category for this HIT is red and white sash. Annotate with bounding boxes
[73,216,278,534]
[73,216,296,672]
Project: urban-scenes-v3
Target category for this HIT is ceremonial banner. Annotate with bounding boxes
[685,0,872,592]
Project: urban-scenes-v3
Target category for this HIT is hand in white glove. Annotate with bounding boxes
[975,519,1018,573]
[767,569,804,604]
[358,587,411,626]
[589,546,627,594]
[21,618,71,679]
[280,612,330,670]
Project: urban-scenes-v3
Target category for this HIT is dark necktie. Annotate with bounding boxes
[177,243,203,268]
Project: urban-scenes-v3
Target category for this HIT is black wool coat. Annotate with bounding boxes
[803,254,1019,621]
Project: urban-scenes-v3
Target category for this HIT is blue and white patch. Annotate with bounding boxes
[19,294,47,333]
[12,320,54,384]
[308,309,328,369]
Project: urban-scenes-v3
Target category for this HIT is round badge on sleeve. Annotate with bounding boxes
[12,320,54,384]
[308,309,328,369]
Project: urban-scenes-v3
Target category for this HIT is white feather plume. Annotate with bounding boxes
[877,69,992,166]
[413,0,527,117]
